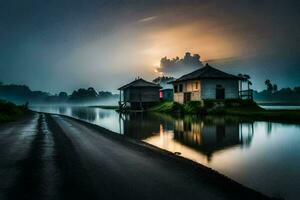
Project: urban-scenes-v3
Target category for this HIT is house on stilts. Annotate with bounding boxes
[118,78,161,110]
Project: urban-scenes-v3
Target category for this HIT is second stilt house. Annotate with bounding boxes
[118,78,161,110]
[171,63,246,104]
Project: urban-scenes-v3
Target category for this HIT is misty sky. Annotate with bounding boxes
[0,0,299,93]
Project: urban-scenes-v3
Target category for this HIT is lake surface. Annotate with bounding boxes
[31,106,300,200]
[260,105,300,110]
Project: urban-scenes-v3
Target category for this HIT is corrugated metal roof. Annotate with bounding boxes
[118,78,161,90]
[172,63,241,83]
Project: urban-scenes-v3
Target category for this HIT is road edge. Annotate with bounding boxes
[41,112,280,200]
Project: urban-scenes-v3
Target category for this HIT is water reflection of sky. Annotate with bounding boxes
[31,106,122,133]
[30,106,300,200]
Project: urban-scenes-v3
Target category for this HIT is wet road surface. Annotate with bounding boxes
[0,113,272,200]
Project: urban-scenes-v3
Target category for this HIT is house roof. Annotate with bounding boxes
[172,63,241,83]
[118,78,161,90]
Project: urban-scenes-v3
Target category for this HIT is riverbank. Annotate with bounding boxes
[0,112,275,199]
[209,107,300,124]
[257,102,300,106]
[0,100,29,123]
[151,100,300,124]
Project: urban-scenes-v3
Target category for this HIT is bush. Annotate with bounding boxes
[0,100,28,122]
[150,101,183,113]
[183,101,206,114]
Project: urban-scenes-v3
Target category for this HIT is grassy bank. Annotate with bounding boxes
[150,99,300,124]
[149,101,206,114]
[0,100,29,123]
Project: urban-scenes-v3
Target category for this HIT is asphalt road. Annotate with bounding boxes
[0,113,272,200]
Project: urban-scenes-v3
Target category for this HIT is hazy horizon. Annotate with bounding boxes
[0,0,299,93]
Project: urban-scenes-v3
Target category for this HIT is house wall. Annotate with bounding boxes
[124,87,160,102]
[174,93,184,104]
[201,79,239,99]
[173,80,201,104]
[162,89,173,100]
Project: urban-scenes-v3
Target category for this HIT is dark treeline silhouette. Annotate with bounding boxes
[153,76,175,84]
[0,82,118,105]
[254,79,300,103]
[69,87,98,102]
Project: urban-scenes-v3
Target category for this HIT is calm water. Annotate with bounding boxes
[260,105,300,110]
[31,106,300,199]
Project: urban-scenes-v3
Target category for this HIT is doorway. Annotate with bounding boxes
[216,85,225,99]
[184,92,191,103]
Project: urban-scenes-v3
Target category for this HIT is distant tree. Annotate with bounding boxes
[294,87,300,93]
[265,79,270,85]
[58,92,68,98]
[87,87,97,98]
[98,91,113,98]
[69,87,98,102]
[152,76,175,84]
[265,79,273,92]
[273,84,278,92]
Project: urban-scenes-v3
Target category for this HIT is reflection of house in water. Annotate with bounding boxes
[120,113,166,140]
[71,107,97,122]
[173,118,254,160]
[58,106,67,115]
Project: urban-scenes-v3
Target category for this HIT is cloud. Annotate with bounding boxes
[138,16,158,23]
[156,52,203,76]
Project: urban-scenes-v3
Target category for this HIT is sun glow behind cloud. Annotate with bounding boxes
[139,21,241,75]
[65,16,246,89]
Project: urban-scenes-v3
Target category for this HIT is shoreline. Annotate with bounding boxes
[257,102,300,106]
[43,112,277,199]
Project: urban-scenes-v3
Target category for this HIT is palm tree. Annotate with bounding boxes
[273,84,278,92]
[265,79,271,86]
[265,79,273,92]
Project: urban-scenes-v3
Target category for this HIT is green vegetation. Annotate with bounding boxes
[149,101,183,113]
[151,99,259,114]
[150,99,300,124]
[0,100,29,123]
[150,100,206,114]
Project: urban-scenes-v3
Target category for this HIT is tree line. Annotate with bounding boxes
[0,82,118,105]
[254,79,300,102]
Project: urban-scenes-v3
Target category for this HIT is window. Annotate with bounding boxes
[174,85,178,93]
[174,84,183,93]
[179,84,183,92]
[195,82,198,90]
